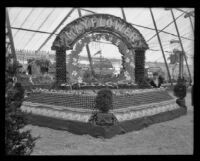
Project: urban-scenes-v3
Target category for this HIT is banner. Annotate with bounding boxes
[52,14,148,50]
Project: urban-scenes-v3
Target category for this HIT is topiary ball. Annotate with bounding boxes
[173,77,186,99]
[95,88,113,113]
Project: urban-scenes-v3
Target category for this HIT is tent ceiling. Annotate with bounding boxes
[7,7,194,64]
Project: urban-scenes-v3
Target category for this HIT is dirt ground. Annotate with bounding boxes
[25,90,193,155]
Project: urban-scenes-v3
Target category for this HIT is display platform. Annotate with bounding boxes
[21,88,187,138]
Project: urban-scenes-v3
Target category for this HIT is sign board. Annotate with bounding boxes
[52,14,148,50]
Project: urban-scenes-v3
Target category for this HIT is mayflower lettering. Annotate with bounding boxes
[52,14,148,50]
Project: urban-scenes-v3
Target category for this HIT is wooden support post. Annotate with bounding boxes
[170,9,192,84]
[149,8,173,86]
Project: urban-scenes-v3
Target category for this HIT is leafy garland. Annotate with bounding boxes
[32,87,163,96]
[68,33,136,83]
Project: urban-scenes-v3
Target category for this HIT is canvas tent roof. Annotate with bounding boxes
[7,7,194,64]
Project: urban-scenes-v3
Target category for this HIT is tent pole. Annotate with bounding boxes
[77,8,95,77]
[121,8,127,21]
[6,8,17,62]
[78,8,191,41]
[121,7,138,82]
[149,8,173,86]
[175,8,194,17]
[147,12,185,42]
[36,8,75,52]
[80,8,96,14]
[180,8,194,34]
[170,9,192,85]
[188,16,194,34]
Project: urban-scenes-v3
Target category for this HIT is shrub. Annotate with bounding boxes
[5,81,37,155]
[173,77,187,99]
[5,53,37,155]
[32,74,54,85]
[94,88,113,113]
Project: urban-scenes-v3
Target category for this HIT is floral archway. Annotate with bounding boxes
[52,14,148,85]
[67,33,136,83]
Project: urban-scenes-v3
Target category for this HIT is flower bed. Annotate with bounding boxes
[17,74,54,91]
[25,88,173,110]
[57,81,148,90]
[32,74,54,85]
[31,87,167,95]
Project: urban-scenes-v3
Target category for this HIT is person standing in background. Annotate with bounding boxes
[149,72,164,88]
[27,62,33,84]
[27,64,32,75]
